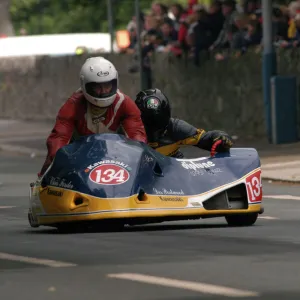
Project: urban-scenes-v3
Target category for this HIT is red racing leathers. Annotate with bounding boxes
[39,89,147,176]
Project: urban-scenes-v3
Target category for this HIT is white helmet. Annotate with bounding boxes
[80,56,119,107]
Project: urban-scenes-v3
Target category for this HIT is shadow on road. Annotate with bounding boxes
[22,221,262,235]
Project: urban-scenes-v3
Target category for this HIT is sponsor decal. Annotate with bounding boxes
[190,168,223,177]
[245,170,262,203]
[89,163,130,185]
[97,71,109,77]
[180,160,215,170]
[146,98,159,109]
[208,168,222,174]
[49,177,74,189]
[91,106,107,124]
[85,160,130,172]
[153,188,184,195]
[92,115,105,124]
[159,196,184,202]
[47,188,63,197]
[190,169,205,176]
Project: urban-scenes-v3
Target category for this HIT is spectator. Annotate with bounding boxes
[126,12,144,33]
[214,13,248,60]
[187,0,199,15]
[173,12,192,56]
[121,0,300,67]
[209,0,238,51]
[243,0,259,14]
[206,0,225,47]
[143,14,160,38]
[279,13,300,48]
[159,19,178,54]
[272,7,289,41]
[151,2,170,23]
[287,1,300,39]
[243,18,262,48]
[161,19,178,44]
[188,6,212,64]
[169,3,185,31]
[186,6,206,47]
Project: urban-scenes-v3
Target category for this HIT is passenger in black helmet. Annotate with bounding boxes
[135,88,233,158]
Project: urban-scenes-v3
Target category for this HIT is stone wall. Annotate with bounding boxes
[0,49,299,138]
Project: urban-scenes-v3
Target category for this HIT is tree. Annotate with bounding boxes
[9,0,189,35]
[9,0,147,35]
[0,0,15,36]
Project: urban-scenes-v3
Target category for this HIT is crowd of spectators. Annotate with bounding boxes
[122,0,300,66]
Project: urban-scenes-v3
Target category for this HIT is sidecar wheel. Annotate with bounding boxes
[225,213,258,227]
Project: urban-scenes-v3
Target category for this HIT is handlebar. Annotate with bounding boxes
[210,140,222,158]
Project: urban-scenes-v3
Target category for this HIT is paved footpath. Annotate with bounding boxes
[1,119,300,182]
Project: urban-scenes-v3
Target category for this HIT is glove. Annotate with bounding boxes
[210,130,233,152]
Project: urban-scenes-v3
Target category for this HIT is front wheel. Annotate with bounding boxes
[225,213,258,227]
[28,211,39,228]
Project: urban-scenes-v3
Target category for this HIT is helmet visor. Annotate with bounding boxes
[85,79,117,99]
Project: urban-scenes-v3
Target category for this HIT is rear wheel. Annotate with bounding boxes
[225,213,258,227]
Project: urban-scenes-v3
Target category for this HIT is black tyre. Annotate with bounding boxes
[28,211,39,228]
[225,213,258,227]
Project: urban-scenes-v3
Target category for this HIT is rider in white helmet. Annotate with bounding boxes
[39,56,147,176]
[80,56,118,107]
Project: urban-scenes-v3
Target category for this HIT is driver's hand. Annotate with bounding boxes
[211,130,233,151]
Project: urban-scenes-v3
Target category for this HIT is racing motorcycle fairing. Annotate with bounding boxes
[29,133,263,227]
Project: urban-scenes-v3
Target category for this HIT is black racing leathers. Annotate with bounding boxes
[147,118,233,158]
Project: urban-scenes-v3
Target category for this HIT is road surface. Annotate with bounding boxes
[1,153,300,300]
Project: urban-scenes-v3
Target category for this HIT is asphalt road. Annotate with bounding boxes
[1,153,300,300]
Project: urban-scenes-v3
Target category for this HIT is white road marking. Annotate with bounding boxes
[262,160,300,169]
[0,206,16,209]
[258,216,279,220]
[263,195,300,201]
[0,252,77,268]
[107,273,260,298]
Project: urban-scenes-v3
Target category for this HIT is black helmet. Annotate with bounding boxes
[135,88,171,137]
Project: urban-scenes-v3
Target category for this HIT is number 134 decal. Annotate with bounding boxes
[89,164,130,185]
[245,170,262,203]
